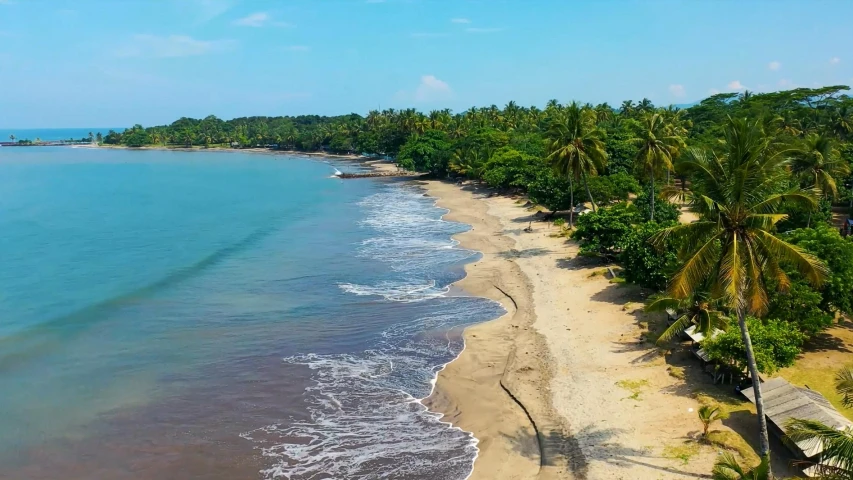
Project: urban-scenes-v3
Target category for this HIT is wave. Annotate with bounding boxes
[241,298,503,479]
[242,183,506,479]
[338,279,448,302]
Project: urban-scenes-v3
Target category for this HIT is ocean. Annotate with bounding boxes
[0,147,503,479]
[0,127,124,142]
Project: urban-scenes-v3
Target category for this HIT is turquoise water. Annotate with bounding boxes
[0,128,123,142]
[0,147,502,479]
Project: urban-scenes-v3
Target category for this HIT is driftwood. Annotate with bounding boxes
[337,171,420,179]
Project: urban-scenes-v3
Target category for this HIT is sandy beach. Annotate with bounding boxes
[420,179,749,479]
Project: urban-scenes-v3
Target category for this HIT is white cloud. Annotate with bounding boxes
[192,0,231,23]
[410,32,450,38]
[768,61,781,71]
[727,80,746,90]
[830,57,841,65]
[115,34,235,58]
[283,45,310,52]
[466,27,502,33]
[413,75,452,102]
[709,88,720,95]
[669,84,686,98]
[451,18,470,24]
[233,12,291,27]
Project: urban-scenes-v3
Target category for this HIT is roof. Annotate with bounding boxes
[742,377,853,459]
[684,325,724,343]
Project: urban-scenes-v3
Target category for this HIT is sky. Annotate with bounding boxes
[1,0,852,128]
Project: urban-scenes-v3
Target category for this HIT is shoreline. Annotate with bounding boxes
[419,180,571,479]
[418,179,743,479]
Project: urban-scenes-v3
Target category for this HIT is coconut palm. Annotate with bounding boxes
[791,133,849,200]
[712,453,770,480]
[836,366,853,408]
[655,117,829,472]
[546,102,608,223]
[645,292,729,346]
[9,134,14,142]
[634,112,685,221]
[698,405,723,438]
[786,419,853,478]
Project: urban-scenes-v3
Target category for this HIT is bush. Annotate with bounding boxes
[620,221,679,290]
[572,203,640,258]
[767,280,833,337]
[481,147,544,190]
[397,130,452,175]
[527,169,574,212]
[703,318,806,374]
[634,188,680,223]
[585,171,641,205]
[784,225,853,316]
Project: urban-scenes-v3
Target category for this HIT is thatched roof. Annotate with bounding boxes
[742,377,853,459]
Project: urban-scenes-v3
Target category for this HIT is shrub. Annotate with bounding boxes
[784,225,853,316]
[703,318,806,374]
[620,221,679,290]
[572,203,640,258]
[634,188,680,223]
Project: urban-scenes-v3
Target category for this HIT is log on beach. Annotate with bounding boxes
[337,171,420,179]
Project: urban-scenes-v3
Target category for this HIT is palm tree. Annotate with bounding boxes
[836,365,853,408]
[698,405,723,438]
[786,419,853,478]
[655,117,829,472]
[791,133,849,200]
[8,134,14,142]
[637,98,655,114]
[712,453,770,480]
[546,102,608,223]
[645,292,729,345]
[88,131,94,143]
[634,112,685,221]
[619,100,634,117]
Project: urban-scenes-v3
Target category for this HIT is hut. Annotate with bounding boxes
[742,377,853,476]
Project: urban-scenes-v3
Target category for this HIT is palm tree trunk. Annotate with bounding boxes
[568,175,574,227]
[737,307,772,476]
[582,170,597,212]
[649,170,656,222]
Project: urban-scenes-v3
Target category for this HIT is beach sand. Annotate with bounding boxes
[422,180,733,479]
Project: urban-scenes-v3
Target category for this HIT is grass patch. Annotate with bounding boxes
[616,379,649,400]
[777,365,853,421]
[667,366,686,380]
[609,276,626,284]
[706,430,760,467]
[662,441,700,464]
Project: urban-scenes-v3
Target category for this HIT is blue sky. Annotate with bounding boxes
[1,0,852,128]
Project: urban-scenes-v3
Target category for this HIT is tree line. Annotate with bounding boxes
[112,85,853,476]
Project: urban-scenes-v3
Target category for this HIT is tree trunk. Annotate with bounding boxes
[649,170,656,222]
[582,169,597,212]
[568,175,574,228]
[737,307,772,476]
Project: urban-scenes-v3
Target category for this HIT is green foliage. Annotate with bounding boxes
[704,318,806,374]
[480,147,547,190]
[396,130,452,175]
[777,196,832,231]
[526,169,574,212]
[121,124,151,147]
[572,203,640,257]
[634,188,680,223]
[784,225,853,315]
[767,280,833,336]
[620,221,678,290]
[585,171,641,205]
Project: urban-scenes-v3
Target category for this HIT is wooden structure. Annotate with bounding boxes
[742,377,853,477]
